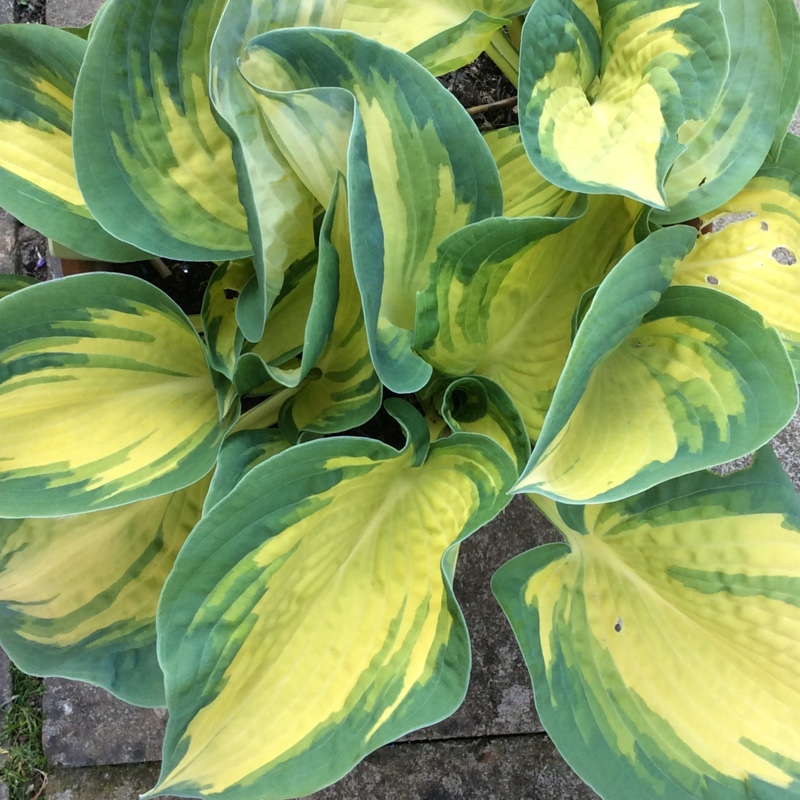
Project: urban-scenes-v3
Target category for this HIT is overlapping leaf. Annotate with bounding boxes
[0,274,231,518]
[0,475,210,707]
[519,0,729,208]
[515,227,798,503]
[73,0,252,261]
[150,402,515,800]
[244,28,503,393]
[415,194,640,438]
[494,448,800,800]
[672,133,800,374]
[0,24,146,261]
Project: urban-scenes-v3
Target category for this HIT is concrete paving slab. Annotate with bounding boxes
[43,680,166,768]
[45,734,598,800]
[47,0,105,27]
[0,210,16,274]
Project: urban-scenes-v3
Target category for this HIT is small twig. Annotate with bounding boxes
[466,95,518,117]
[149,257,172,279]
[29,770,47,800]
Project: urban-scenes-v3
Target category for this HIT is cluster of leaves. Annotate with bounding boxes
[1,1,800,798]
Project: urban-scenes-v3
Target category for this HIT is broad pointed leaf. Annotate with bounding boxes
[766,0,800,160]
[515,227,798,503]
[0,475,210,707]
[0,274,232,518]
[244,28,503,393]
[519,0,728,208]
[415,194,640,438]
[494,448,800,800]
[73,0,252,260]
[0,24,147,261]
[150,402,515,800]
[672,133,800,375]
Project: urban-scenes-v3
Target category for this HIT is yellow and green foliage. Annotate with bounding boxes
[1,1,800,798]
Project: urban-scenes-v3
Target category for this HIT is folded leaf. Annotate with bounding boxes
[151,401,515,800]
[519,0,728,208]
[73,0,252,260]
[415,194,640,438]
[515,227,799,503]
[672,133,800,376]
[244,28,503,393]
[654,0,782,222]
[0,274,231,517]
[494,448,800,800]
[0,24,146,261]
[0,475,209,707]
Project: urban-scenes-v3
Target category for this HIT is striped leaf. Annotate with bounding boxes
[0,273,232,518]
[494,448,800,800]
[672,133,800,375]
[0,475,210,707]
[73,0,252,261]
[483,126,585,219]
[415,194,640,439]
[0,24,146,261]
[653,0,783,223]
[279,177,382,436]
[515,227,799,503]
[519,0,729,208]
[150,401,515,800]
[202,260,255,379]
[244,28,503,393]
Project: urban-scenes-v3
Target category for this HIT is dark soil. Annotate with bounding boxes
[440,53,518,132]
[14,0,45,24]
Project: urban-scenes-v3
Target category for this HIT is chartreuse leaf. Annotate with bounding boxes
[150,401,515,800]
[73,0,252,261]
[244,28,503,393]
[0,24,146,262]
[494,448,800,800]
[439,375,530,473]
[672,133,800,375]
[415,194,640,439]
[202,260,255,379]
[515,226,799,504]
[654,0,782,223]
[209,0,321,342]
[0,474,210,708]
[483,127,584,218]
[519,0,728,208]
[0,273,232,518]
[279,176,381,436]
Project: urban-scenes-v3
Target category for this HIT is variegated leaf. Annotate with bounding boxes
[767,0,800,159]
[244,28,503,393]
[149,401,515,800]
[0,24,147,261]
[654,0,783,223]
[515,227,798,503]
[494,448,800,800]
[0,274,35,300]
[415,194,641,439]
[672,133,800,375]
[0,274,232,518]
[519,0,729,208]
[0,475,210,707]
[73,0,252,261]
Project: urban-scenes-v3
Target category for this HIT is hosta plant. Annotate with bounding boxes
[1,0,800,798]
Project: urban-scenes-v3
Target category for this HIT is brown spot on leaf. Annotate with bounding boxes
[706,275,720,285]
[772,247,797,265]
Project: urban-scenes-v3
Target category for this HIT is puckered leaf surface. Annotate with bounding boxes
[150,402,515,799]
[494,448,800,800]
[515,226,798,503]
